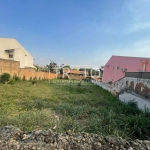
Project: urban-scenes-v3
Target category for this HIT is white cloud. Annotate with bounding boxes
[60,57,64,60]
[133,39,150,47]
[93,38,150,66]
[113,39,150,58]
[124,0,150,33]
[127,22,150,33]
[40,58,44,60]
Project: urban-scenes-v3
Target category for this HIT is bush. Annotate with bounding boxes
[127,115,150,139]
[8,79,15,84]
[1,73,11,83]
[64,76,69,80]
[29,77,33,81]
[33,76,37,80]
[78,81,82,86]
[124,100,141,115]
[13,74,21,81]
[22,75,26,81]
[32,80,37,85]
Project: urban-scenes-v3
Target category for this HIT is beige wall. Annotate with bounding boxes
[0,38,34,68]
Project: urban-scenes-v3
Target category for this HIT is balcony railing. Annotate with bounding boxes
[125,72,150,79]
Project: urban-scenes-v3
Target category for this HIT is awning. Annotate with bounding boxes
[5,49,14,53]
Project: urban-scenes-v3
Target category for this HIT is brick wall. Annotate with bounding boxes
[0,59,19,76]
[0,59,56,80]
[19,68,56,80]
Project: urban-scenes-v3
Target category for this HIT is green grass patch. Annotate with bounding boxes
[0,79,149,140]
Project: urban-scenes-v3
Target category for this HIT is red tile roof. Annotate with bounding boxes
[64,70,88,75]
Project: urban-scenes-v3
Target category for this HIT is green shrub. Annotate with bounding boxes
[33,76,37,80]
[123,100,142,115]
[13,74,21,81]
[32,80,37,85]
[29,77,33,81]
[8,79,15,84]
[64,76,69,80]
[78,82,81,86]
[22,75,26,81]
[127,100,138,109]
[127,115,150,139]
[1,73,11,83]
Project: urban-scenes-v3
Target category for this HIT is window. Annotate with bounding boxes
[9,54,13,58]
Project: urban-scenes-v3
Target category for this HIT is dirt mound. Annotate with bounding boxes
[0,125,150,150]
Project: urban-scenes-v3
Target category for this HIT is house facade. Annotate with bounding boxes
[64,70,88,76]
[0,38,34,68]
[102,55,150,83]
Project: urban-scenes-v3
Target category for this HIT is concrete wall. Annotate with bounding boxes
[0,38,34,68]
[119,92,150,110]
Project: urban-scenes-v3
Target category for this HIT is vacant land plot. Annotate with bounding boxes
[0,79,150,140]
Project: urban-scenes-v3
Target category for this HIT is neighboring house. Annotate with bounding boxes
[102,55,150,83]
[62,69,88,80]
[0,38,34,68]
[64,70,88,76]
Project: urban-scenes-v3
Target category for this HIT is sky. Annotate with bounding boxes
[0,0,150,68]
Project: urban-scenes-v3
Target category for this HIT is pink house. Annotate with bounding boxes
[102,56,150,83]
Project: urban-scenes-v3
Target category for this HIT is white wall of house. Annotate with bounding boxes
[119,92,150,110]
[91,78,150,110]
[0,38,34,68]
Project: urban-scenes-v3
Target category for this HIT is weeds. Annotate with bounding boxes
[127,114,150,140]
[22,75,26,81]
[13,74,21,81]
[0,79,149,139]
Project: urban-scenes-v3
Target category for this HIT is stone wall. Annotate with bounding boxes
[91,77,150,98]
[0,58,19,76]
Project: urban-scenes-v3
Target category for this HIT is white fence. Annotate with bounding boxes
[91,77,150,94]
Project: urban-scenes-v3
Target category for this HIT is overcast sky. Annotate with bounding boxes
[0,0,150,68]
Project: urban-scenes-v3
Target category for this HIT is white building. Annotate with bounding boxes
[0,38,34,68]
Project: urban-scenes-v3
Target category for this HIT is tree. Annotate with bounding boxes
[60,64,71,74]
[63,65,71,70]
[34,64,39,72]
[46,61,57,73]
